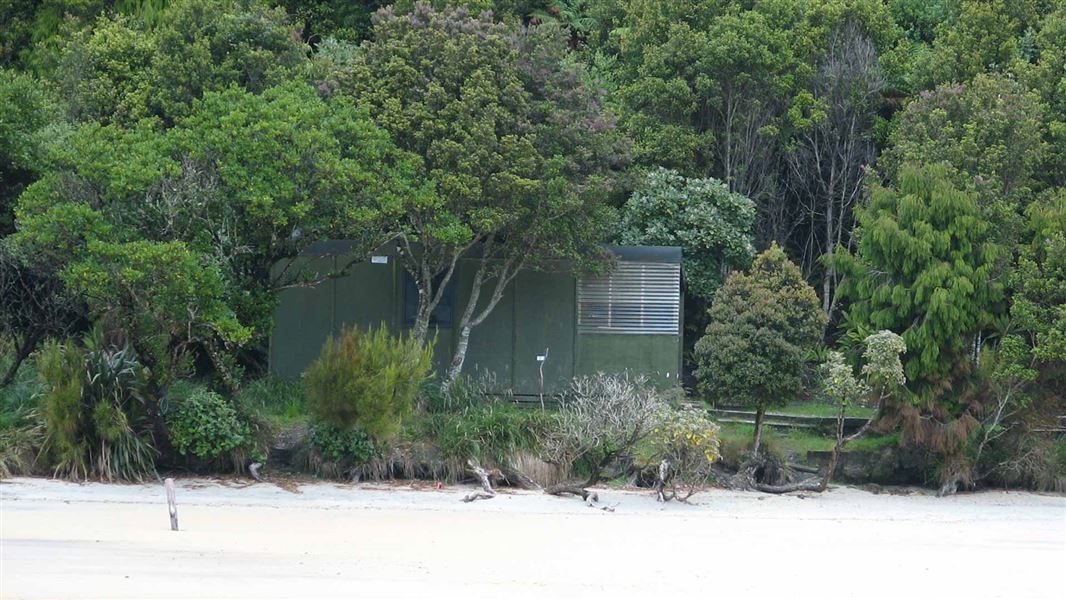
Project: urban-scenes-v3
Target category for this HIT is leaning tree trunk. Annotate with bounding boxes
[751,406,766,456]
[443,257,519,388]
[2,331,39,386]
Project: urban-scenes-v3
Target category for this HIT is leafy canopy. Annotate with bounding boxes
[836,163,1004,393]
[11,81,416,379]
[694,243,827,410]
[618,167,756,302]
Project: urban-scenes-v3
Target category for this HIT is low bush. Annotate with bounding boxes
[548,373,673,486]
[300,424,376,479]
[304,325,432,441]
[0,418,45,478]
[646,405,721,500]
[166,382,250,463]
[422,402,556,465]
[38,333,157,481]
[233,376,306,424]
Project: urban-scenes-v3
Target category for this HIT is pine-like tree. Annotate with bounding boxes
[836,163,1007,493]
[837,163,1005,394]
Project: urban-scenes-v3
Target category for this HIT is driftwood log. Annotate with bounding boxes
[462,460,500,502]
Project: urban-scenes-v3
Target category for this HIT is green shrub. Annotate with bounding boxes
[423,402,556,465]
[646,405,722,499]
[234,376,306,424]
[166,382,250,461]
[308,424,375,465]
[303,325,432,441]
[38,333,157,481]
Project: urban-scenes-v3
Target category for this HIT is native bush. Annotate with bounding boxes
[647,404,721,501]
[299,424,378,480]
[38,332,156,481]
[166,382,250,462]
[0,418,44,478]
[308,424,375,466]
[303,325,433,441]
[548,373,672,485]
[424,401,557,466]
[694,243,827,453]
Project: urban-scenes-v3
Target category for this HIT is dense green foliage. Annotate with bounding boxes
[837,163,1003,392]
[694,245,827,419]
[38,333,157,481]
[303,325,433,441]
[619,168,755,302]
[0,0,1063,490]
[166,382,251,461]
[422,401,556,465]
[307,424,376,466]
[316,3,627,380]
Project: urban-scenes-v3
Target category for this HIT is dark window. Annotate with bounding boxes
[403,271,455,328]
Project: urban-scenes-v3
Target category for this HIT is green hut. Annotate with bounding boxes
[270,242,682,396]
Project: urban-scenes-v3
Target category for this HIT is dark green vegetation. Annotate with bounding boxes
[695,245,828,455]
[0,0,1063,494]
[303,325,432,440]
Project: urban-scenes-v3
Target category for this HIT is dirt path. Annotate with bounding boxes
[2,477,1063,599]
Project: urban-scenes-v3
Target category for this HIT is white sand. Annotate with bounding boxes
[1,477,1063,600]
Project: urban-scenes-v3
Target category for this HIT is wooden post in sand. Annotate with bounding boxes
[164,478,179,531]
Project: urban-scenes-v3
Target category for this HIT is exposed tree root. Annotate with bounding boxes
[461,460,499,502]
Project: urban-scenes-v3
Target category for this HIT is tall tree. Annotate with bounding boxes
[694,243,827,454]
[836,164,1009,491]
[836,163,1004,394]
[787,21,884,318]
[322,3,627,383]
[617,167,756,357]
[606,0,901,248]
[10,81,416,382]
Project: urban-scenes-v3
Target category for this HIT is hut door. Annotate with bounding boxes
[512,271,575,396]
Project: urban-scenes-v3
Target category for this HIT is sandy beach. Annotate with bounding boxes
[1,477,1063,599]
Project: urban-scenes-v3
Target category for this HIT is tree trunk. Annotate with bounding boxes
[443,261,485,387]
[2,332,38,386]
[443,254,518,388]
[818,400,849,491]
[445,325,473,385]
[410,287,433,347]
[751,406,766,456]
